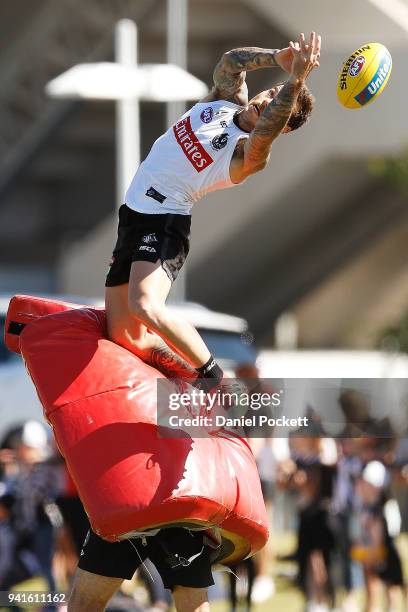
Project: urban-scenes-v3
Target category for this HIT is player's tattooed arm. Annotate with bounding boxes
[230,79,302,182]
[231,33,321,181]
[222,47,281,72]
[202,47,280,105]
[243,79,302,172]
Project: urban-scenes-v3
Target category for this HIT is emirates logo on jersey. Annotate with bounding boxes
[173,117,213,173]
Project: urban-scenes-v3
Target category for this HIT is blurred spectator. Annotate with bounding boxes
[392,436,408,532]
[54,458,89,586]
[228,559,255,612]
[1,421,61,602]
[138,559,172,611]
[247,437,277,605]
[279,434,337,612]
[350,461,407,612]
[338,391,396,453]
[0,489,41,592]
[232,364,276,606]
[332,438,363,612]
[55,464,88,556]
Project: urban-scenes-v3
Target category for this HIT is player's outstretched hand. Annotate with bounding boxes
[273,46,297,73]
[289,32,321,82]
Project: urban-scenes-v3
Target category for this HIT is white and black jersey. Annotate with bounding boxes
[125,100,247,215]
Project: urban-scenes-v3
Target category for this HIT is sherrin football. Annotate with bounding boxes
[337,43,392,109]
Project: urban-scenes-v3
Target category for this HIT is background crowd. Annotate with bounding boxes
[0,371,407,612]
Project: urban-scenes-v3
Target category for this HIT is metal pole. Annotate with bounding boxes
[275,312,299,349]
[167,0,188,302]
[167,0,188,128]
[115,19,140,209]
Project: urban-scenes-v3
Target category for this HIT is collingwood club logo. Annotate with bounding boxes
[142,233,158,244]
[211,132,229,151]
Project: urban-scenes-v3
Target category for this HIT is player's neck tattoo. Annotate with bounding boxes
[233,110,250,133]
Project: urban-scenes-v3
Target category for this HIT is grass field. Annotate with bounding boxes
[209,532,408,612]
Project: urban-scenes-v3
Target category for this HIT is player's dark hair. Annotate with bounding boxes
[286,85,314,132]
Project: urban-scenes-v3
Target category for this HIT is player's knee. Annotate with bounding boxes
[129,296,163,328]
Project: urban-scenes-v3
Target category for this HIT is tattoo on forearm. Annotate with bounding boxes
[225,48,280,72]
[257,81,299,134]
[246,81,300,165]
[214,47,279,100]
[149,346,197,379]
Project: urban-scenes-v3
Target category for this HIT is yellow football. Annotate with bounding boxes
[337,43,392,109]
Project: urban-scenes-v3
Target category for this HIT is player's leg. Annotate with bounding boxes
[106,273,198,379]
[106,267,175,359]
[107,260,223,384]
[364,569,382,612]
[68,568,122,612]
[70,530,143,612]
[105,206,223,385]
[127,260,212,368]
[172,586,210,612]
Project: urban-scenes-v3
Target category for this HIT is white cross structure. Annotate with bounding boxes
[46,19,207,209]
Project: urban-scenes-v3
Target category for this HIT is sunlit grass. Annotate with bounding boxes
[209,533,408,612]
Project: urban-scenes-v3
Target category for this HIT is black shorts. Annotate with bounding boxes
[105,205,191,286]
[260,480,275,503]
[78,528,214,591]
[377,540,405,586]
